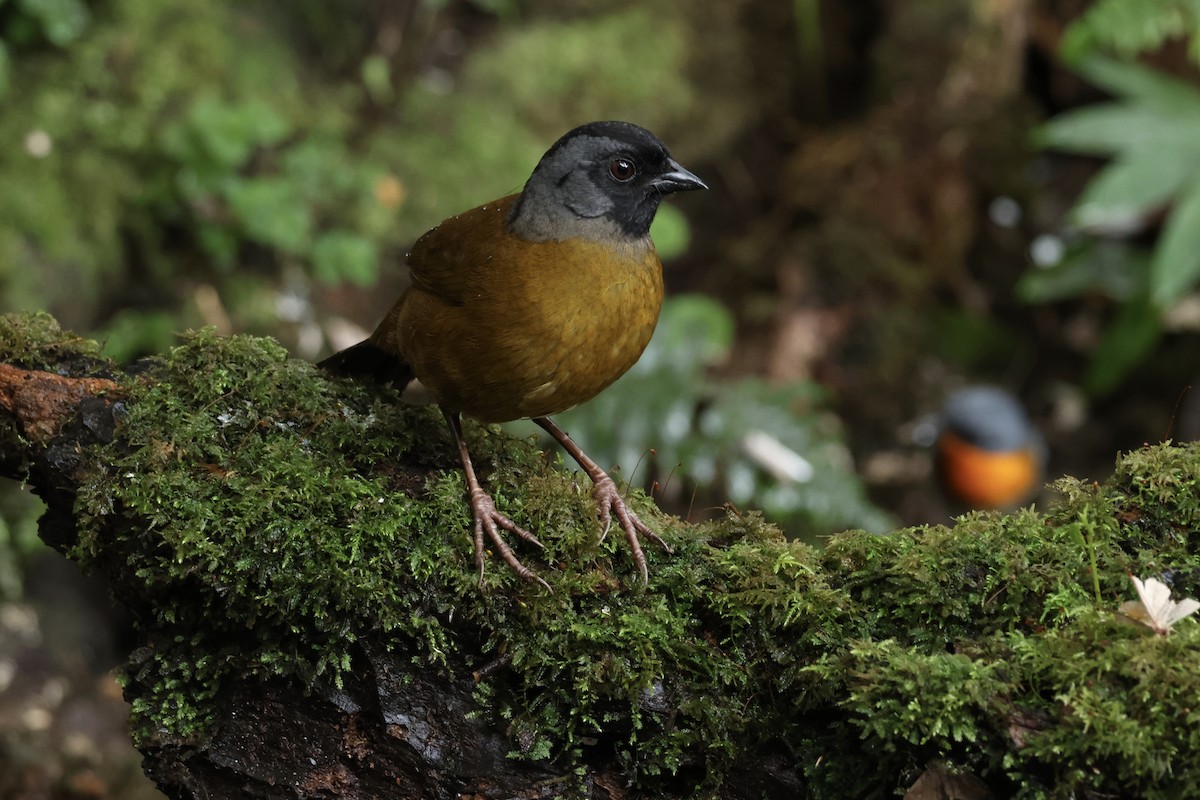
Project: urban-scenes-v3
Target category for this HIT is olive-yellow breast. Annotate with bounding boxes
[371,194,664,423]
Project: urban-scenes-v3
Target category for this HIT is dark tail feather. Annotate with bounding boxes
[318,340,415,389]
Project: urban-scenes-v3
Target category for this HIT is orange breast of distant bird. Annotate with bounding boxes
[936,430,1040,510]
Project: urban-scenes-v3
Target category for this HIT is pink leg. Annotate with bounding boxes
[444,411,550,591]
[534,417,671,584]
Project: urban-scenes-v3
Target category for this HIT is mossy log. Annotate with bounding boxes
[2,311,1199,799]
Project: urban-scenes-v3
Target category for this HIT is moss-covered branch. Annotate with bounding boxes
[2,311,1198,799]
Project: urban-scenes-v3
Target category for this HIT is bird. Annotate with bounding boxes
[934,386,1045,510]
[320,121,707,589]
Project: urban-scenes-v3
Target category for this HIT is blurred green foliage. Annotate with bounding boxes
[513,295,893,541]
[0,487,42,600]
[1028,5,1200,394]
[1060,0,1200,64]
[0,0,705,361]
[380,4,699,243]
[1036,57,1200,309]
[0,0,400,351]
[1,0,91,57]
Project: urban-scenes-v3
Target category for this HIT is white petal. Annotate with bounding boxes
[1129,575,1200,633]
[1164,597,1200,627]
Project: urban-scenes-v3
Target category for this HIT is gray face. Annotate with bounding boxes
[942,386,1039,452]
[508,121,706,243]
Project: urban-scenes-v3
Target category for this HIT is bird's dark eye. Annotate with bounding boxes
[608,157,636,182]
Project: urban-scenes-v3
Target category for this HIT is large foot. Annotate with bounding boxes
[467,486,551,592]
[591,473,672,585]
[534,417,671,585]
[445,409,551,591]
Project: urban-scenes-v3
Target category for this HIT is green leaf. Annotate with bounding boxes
[1060,0,1198,65]
[1072,56,1200,110]
[312,231,378,287]
[1017,242,1148,303]
[174,97,292,171]
[223,178,312,254]
[1036,103,1200,156]
[635,294,733,373]
[1070,151,1197,230]
[17,0,90,46]
[1150,180,1200,306]
[1085,296,1161,395]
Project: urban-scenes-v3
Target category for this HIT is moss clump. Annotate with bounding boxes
[6,313,1200,796]
[71,328,482,736]
[0,311,105,372]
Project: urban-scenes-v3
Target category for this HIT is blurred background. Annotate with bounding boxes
[2,0,1200,796]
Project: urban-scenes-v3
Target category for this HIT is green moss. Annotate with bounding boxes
[74,329,471,706]
[999,617,1200,795]
[837,639,1014,788]
[0,311,104,370]
[7,313,1200,796]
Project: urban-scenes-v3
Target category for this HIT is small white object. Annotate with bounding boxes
[24,130,52,158]
[275,289,309,322]
[741,430,814,484]
[1029,234,1065,268]
[1123,575,1200,635]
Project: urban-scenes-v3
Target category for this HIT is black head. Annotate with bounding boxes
[510,121,706,242]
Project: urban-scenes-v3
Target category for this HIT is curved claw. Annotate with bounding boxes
[468,488,551,592]
[591,474,671,585]
[533,416,671,584]
[597,508,612,544]
[445,409,551,592]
